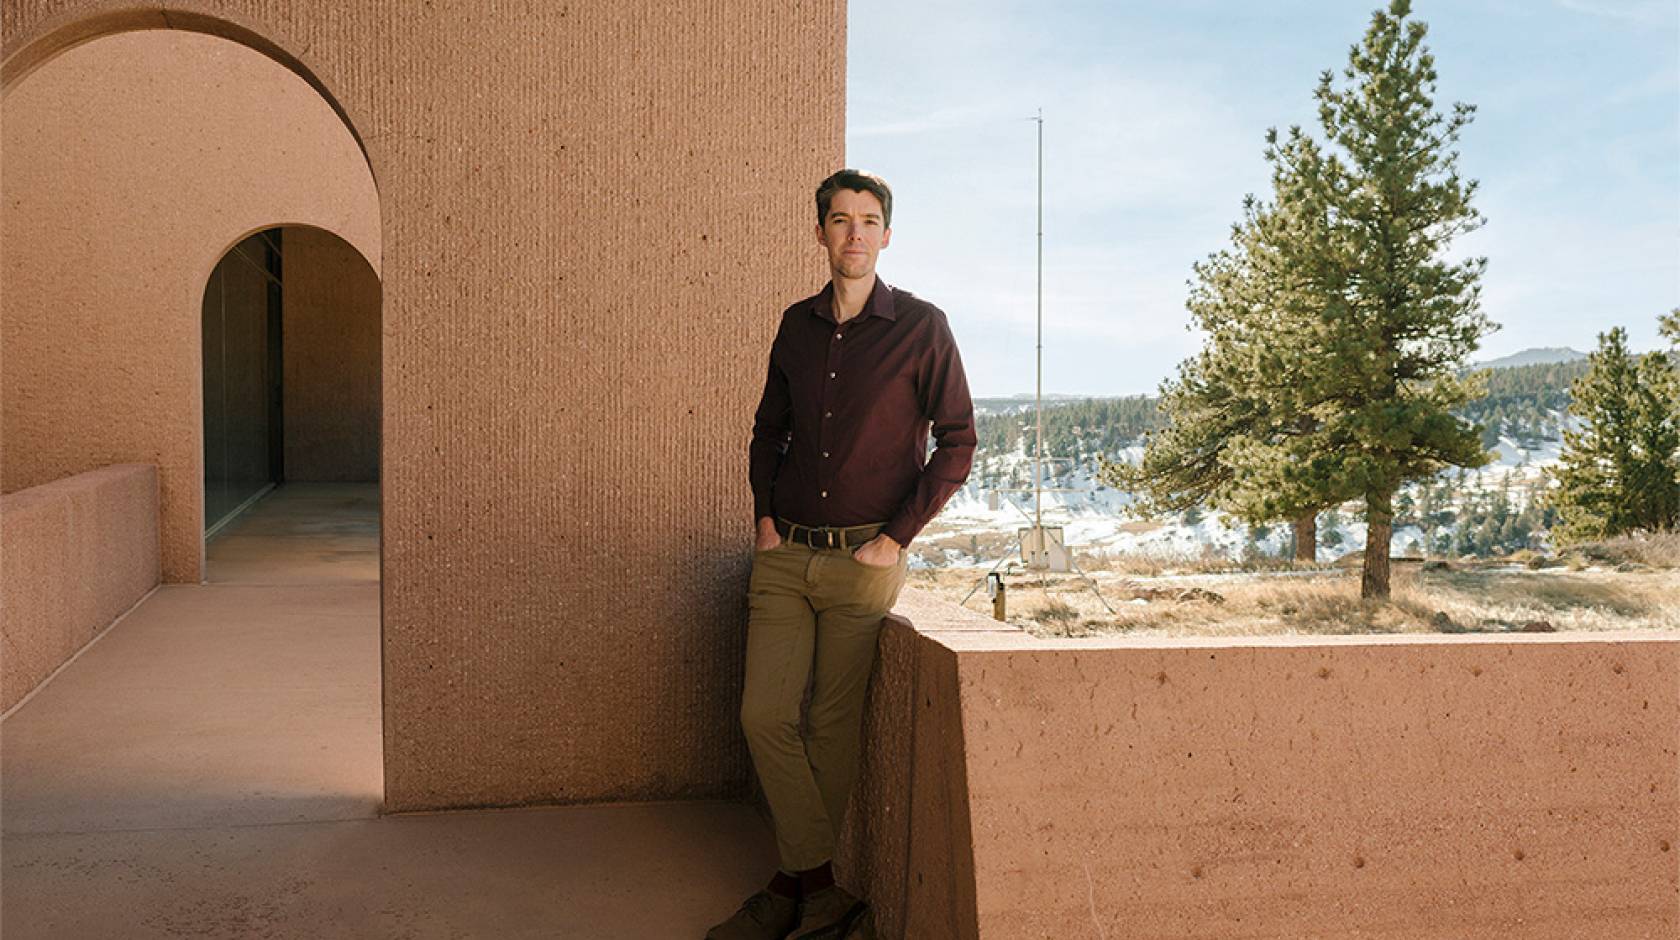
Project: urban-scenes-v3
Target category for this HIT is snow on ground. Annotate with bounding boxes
[922,425,1564,569]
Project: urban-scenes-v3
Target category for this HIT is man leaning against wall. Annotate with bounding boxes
[707,169,976,939]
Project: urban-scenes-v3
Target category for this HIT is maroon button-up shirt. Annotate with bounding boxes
[750,277,976,547]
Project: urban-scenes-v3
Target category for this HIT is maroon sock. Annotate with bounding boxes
[797,860,835,896]
[767,870,800,900]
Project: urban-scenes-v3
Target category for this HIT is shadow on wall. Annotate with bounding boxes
[0,23,381,583]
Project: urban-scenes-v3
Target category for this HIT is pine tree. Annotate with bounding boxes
[1104,2,1491,589]
[1320,507,1345,550]
[1414,478,1455,558]
[1546,327,1680,542]
[1097,172,1325,560]
[1102,308,1323,557]
[1205,0,1493,598]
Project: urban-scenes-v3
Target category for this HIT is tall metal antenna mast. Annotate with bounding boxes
[1033,108,1044,530]
[967,108,1108,617]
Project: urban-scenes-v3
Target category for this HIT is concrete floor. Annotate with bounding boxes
[205,483,381,585]
[3,482,776,938]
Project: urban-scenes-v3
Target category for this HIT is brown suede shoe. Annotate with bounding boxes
[787,885,868,939]
[704,888,798,940]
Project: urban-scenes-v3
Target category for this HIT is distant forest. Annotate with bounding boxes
[974,359,1592,461]
[1458,359,1590,446]
[975,395,1161,460]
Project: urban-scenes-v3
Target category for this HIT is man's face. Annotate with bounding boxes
[816,188,891,282]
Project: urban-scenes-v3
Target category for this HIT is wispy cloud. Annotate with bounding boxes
[1554,0,1676,26]
[1607,64,1680,104]
[848,0,1678,395]
[849,105,1011,139]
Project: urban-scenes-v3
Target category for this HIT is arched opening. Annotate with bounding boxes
[202,225,382,584]
[1,24,382,584]
[1,19,387,833]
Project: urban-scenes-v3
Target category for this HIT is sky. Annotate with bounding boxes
[845,0,1679,397]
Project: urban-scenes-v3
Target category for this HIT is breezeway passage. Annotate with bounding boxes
[1,485,777,937]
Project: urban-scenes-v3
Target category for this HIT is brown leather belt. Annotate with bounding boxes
[775,517,885,551]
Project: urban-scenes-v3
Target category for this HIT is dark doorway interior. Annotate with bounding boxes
[201,224,383,576]
[202,228,283,535]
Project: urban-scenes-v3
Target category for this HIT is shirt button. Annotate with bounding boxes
[824,411,832,418]
[829,371,836,379]
[822,451,830,458]
[835,333,843,340]
[821,490,828,498]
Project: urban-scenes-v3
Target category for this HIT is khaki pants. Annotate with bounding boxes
[741,537,909,871]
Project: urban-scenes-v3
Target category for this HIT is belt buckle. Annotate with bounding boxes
[825,529,837,550]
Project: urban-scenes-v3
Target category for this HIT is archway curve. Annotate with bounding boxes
[1,6,381,194]
[1,15,392,827]
[200,219,384,305]
[2,21,384,584]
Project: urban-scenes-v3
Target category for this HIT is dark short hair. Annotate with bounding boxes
[815,169,892,228]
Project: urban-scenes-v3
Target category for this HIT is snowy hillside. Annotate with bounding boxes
[923,408,1574,568]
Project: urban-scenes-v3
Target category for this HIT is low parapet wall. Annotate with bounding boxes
[2,464,160,712]
[843,590,1680,939]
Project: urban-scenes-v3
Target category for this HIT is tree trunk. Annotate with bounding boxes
[1362,490,1394,600]
[1291,514,1317,564]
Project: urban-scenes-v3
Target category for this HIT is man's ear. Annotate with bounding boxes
[881,227,892,249]
[815,222,829,247]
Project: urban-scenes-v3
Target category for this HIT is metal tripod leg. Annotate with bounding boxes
[1065,552,1115,614]
[961,535,1023,606]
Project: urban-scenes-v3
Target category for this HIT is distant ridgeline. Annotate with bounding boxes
[972,355,1591,466]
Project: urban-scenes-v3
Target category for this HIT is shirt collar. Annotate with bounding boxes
[812,277,897,324]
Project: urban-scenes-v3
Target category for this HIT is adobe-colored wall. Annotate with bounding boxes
[0,27,381,583]
[840,594,1005,940]
[1,464,161,712]
[4,4,842,808]
[283,225,381,482]
[847,592,1680,938]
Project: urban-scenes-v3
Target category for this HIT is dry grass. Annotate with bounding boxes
[913,525,1320,578]
[1026,597,1080,627]
[1075,545,1310,577]
[905,561,1680,638]
[1566,531,1680,570]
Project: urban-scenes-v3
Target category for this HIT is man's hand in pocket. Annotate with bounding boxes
[852,533,900,568]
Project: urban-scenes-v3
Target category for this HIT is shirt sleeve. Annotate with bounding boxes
[748,337,792,522]
[882,318,976,547]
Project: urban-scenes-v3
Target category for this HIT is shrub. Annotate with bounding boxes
[1029,598,1080,626]
[1572,531,1679,569]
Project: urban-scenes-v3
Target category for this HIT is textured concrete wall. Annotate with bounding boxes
[1,464,160,712]
[283,226,381,482]
[1,26,381,583]
[849,591,1680,938]
[841,593,1003,940]
[5,3,843,808]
